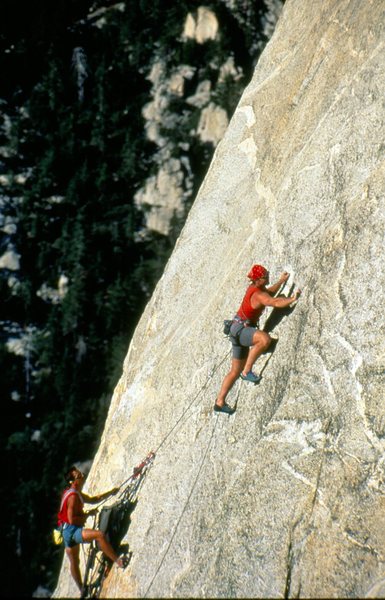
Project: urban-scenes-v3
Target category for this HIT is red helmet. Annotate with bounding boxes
[247,264,268,280]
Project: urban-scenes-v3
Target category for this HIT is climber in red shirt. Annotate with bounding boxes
[58,466,124,592]
[214,264,301,414]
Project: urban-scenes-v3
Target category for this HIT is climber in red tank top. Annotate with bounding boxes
[236,284,265,325]
[214,264,301,414]
[58,466,123,592]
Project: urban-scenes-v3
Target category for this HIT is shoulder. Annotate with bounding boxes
[245,284,258,296]
[250,286,264,297]
[251,287,271,303]
[61,487,75,501]
[67,490,83,504]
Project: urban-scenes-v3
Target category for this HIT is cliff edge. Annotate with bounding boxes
[55,0,385,597]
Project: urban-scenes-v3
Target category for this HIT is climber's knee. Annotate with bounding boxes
[252,330,271,349]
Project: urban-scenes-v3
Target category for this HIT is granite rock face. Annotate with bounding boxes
[55,0,385,597]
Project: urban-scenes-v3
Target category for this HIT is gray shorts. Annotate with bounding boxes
[229,321,257,359]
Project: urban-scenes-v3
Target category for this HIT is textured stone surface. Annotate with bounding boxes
[196,102,229,144]
[183,7,219,44]
[55,0,385,597]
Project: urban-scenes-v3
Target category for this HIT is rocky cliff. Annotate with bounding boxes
[133,2,282,237]
[54,0,385,597]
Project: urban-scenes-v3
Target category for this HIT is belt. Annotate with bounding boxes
[233,315,258,327]
[233,315,250,325]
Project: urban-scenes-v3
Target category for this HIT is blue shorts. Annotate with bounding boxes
[62,523,84,548]
[229,321,257,359]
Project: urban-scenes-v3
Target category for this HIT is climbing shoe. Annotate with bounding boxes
[240,371,261,384]
[116,555,129,569]
[214,403,235,415]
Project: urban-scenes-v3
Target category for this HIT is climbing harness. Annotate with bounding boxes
[223,316,249,337]
[81,452,155,599]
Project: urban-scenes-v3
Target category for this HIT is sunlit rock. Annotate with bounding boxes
[36,274,69,304]
[0,247,20,270]
[186,80,211,108]
[55,0,385,597]
[6,338,27,356]
[183,13,196,40]
[218,56,243,83]
[134,159,185,236]
[31,430,41,443]
[0,216,17,234]
[196,102,229,144]
[183,7,219,44]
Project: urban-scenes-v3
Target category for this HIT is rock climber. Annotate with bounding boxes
[57,466,124,592]
[214,264,301,414]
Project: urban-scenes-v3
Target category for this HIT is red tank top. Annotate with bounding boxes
[57,488,84,526]
[237,285,265,325]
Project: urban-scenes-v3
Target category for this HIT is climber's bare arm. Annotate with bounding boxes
[252,288,301,308]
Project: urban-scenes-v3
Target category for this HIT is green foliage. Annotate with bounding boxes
[0,0,281,595]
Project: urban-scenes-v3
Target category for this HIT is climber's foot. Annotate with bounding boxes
[240,371,261,384]
[214,402,235,415]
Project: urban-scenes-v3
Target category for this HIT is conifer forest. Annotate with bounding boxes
[0,0,282,595]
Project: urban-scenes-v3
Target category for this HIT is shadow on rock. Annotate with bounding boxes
[263,285,297,334]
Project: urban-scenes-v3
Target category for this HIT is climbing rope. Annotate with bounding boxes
[80,513,103,599]
[153,349,231,455]
[114,283,290,593]
[80,348,231,597]
[143,414,220,598]
[139,285,292,595]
